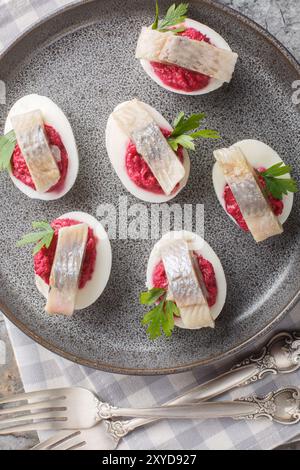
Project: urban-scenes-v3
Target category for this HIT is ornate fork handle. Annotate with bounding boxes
[103,332,300,439]
[96,401,254,421]
[96,386,300,426]
[231,331,300,386]
[234,387,300,424]
[104,419,132,441]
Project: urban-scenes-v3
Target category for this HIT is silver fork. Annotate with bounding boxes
[32,426,116,450]
[1,332,299,437]
[31,386,300,450]
[32,331,300,450]
[33,425,300,451]
[1,384,300,436]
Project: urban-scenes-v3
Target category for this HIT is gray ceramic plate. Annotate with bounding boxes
[0,0,299,375]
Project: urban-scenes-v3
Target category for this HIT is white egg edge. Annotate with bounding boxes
[4,94,79,201]
[140,18,232,96]
[35,211,112,311]
[212,139,294,228]
[106,100,190,203]
[146,230,227,329]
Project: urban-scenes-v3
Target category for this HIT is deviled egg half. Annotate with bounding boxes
[135,2,238,96]
[141,231,227,339]
[106,99,219,203]
[212,140,297,243]
[1,94,78,200]
[17,211,112,315]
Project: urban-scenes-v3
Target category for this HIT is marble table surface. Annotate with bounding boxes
[0,0,300,450]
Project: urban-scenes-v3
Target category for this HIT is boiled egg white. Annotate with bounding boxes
[35,211,112,311]
[140,19,233,96]
[212,139,294,228]
[146,230,227,329]
[106,100,190,203]
[4,94,79,201]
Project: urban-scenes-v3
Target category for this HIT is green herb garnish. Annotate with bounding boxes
[0,130,17,171]
[258,162,298,200]
[167,112,220,151]
[141,287,180,339]
[17,221,54,255]
[152,1,189,33]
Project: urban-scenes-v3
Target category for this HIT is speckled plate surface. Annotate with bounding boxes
[0,0,299,375]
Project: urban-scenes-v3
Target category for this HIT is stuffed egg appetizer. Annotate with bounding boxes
[17,212,112,315]
[135,2,238,95]
[106,99,219,203]
[140,231,227,339]
[213,140,298,243]
[0,94,78,200]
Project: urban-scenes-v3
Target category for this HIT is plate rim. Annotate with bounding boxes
[1,0,300,375]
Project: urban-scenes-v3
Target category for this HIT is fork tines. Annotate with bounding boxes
[0,388,69,435]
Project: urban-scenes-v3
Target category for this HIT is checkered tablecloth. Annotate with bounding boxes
[1,0,300,450]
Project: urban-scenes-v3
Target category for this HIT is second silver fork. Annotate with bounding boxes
[32,330,300,449]
[1,331,299,445]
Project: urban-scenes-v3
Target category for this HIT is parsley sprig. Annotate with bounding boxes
[140,287,180,339]
[167,112,220,151]
[152,1,189,34]
[0,130,17,171]
[258,162,298,200]
[17,221,54,255]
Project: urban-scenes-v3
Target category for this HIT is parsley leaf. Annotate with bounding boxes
[0,130,17,171]
[141,287,180,339]
[32,221,53,231]
[173,111,185,128]
[167,112,220,151]
[171,113,206,137]
[17,221,54,255]
[189,129,220,139]
[168,134,195,151]
[152,1,189,33]
[258,163,298,200]
[142,302,165,340]
[140,287,165,305]
[260,162,291,177]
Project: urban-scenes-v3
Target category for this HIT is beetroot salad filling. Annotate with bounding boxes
[125,128,184,194]
[152,253,217,308]
[150,28,211,92]
[224,167,284,232]
[34,218,97,290]
[11,124,69,192]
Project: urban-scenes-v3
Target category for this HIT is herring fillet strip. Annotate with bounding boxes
[161,240,214,328]
[11,110,60,193]
[112,99,154,136]
[214,146,283,242]
[161,240,205,306]
[112,100,185,195]
[159,35,238,83]
[45,224,89,316]
[135,28,238,83]
[132,122,185,196]
[179,305,214,329]
[135,27,173,62]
